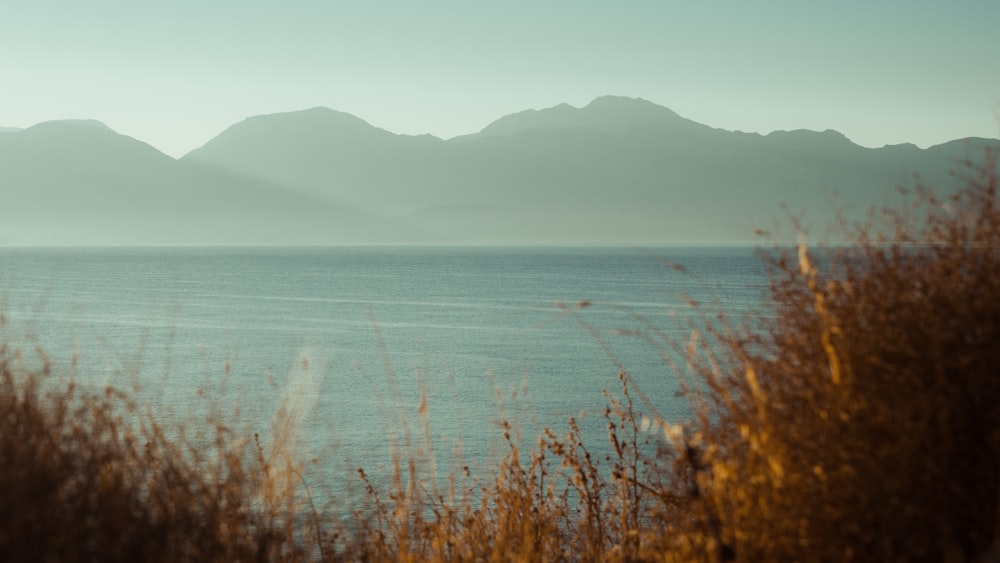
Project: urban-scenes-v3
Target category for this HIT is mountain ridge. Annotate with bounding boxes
[447,96,711,143]
[0,119,424,246]
[3,96,998,245]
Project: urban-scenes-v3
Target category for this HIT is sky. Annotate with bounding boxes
[2,0,998,158]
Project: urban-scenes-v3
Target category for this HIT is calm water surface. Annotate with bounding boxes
[0,246,768,500]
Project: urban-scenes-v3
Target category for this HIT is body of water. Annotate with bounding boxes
[0,245,769,503]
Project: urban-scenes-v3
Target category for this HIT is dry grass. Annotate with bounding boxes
[343,369,670,562]
[652,149,1000,562]
[0,340,313,562]
[1,149,998,561]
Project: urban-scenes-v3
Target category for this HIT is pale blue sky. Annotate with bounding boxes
[2,0,998,157]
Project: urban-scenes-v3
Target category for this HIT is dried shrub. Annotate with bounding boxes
[0,341,312,562]
[659,149,1000,561]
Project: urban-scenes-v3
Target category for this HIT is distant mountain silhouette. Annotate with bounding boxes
[184,96,999,244]
[0,120,418,245]
[3,97,997,245]
[0,127,22,133]
[185,107,444,215]
[457,95,706,140]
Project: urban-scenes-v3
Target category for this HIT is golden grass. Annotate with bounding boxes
[0,343,312,561]
[1,149,997,561]
[652,149,1000,562]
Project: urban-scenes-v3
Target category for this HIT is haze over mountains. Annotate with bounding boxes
[3,96,997,246]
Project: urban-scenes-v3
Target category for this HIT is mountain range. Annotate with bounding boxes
[2,96,997,246]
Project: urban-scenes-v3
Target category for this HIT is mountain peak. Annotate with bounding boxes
[585,95,674,113]
[763,128,857,150]
[32,119,113,132]
[248,106,376,128]
[15,119,150,149]
[468,95,700,140]
[185,106,396,160]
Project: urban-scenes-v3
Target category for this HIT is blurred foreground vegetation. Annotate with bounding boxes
[1,151,999,561]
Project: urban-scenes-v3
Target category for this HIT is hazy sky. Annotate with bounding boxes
[2,1,998,157]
